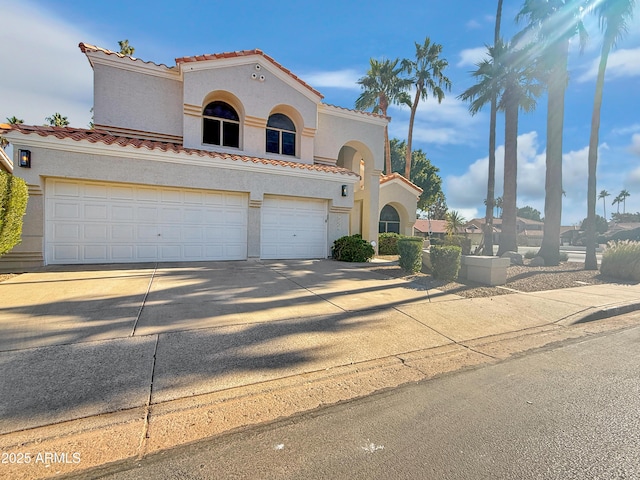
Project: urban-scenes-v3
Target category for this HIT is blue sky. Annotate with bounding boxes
[2,0,639,225]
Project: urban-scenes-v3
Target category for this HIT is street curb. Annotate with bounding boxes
[563,301,640,325]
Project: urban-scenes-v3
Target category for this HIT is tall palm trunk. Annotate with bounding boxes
[483,0,503,256]
[404,85,422,179]
[498,86,519,255]
[538,40,569,266]
[585,48,610,270]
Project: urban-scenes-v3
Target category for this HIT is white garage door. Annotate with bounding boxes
[45,179,248,264]
[261,195,327,259]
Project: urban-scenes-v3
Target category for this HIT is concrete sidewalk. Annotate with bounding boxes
[0,259,639,479]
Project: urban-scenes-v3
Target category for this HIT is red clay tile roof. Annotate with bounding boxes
[79,42,175,69]
[1,124,358,177]
[379,172,423,193]
[176,49,324,99]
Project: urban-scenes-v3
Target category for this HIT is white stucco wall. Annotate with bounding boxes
[93,63,183,137]
[3,138,356,266]
[379,181,419,236]
[182,62,319,162]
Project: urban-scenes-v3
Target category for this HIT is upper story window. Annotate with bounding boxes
[203,101,240,148]
[266,113,296,156]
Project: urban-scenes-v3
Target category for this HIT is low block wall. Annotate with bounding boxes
[460,255,510,286]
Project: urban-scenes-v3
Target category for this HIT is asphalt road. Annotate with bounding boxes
[79,323,640,480]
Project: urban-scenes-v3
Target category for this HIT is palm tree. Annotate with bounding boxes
[612,194,622,214]
[356,58,412,175]
[0,116,24,147]
[619,189,631,213]
[459,41,542,255]
[458,0,504,255]
[516,0,589,266]
[45,113,69,127]
[585,0,636,270]
[496,196,504,218]
[118,39,135,56]
[598,189,610,219]
[401,37,451,180]
[445,210,466,236]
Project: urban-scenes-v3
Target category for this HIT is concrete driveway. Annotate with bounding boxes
[0,259,455,434]
[2,259,639,478]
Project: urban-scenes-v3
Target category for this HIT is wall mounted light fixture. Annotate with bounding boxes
[341,185,348,197]
[19,149,31,168]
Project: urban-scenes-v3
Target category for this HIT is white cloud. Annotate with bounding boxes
[630,133,640,156]
[443,132,614,224]
[303,69,361,91]
[613,123,640,135]
[457,47,488,67]
[465,19,482,30]
[578,47,640,82]
[387,95,481,146]
[0,2,103,127]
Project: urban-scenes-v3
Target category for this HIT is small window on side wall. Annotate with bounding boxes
[203,101,240,148]
[266,113,296,156]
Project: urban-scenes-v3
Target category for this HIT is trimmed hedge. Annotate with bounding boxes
[378,232,402,255]
[430,245,461,281]
[0,171,29,256]
[601,240,640,281]
[332,234,374,262]
[430,235,471,255]
[398,236,423,273]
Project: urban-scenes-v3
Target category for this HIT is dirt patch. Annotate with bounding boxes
[368,257,630,298]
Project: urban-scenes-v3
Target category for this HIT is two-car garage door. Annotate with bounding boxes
[45,179,248,264]
[45,180,329,264]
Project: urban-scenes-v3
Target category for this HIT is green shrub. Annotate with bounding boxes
[378,232,402,255]
[430,245,461,281]
[0,171,28,256]
[443,235,471,255]
[558,251,569,262]
[524,250,536,259]
[601,240,640,281]
[332,234,374,262]
[398,236,424,273]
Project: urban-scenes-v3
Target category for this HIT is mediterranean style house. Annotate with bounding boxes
[0,43,420,269]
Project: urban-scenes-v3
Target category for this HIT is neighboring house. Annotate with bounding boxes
[0,44,420,269]
[467,217,545,247]
[414,219,475,240]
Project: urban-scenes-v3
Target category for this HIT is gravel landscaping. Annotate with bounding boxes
[369,257,633,298]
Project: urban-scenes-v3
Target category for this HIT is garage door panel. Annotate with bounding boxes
[261,196,327,260]
[84,224,108,240]
[45,179,248,264]
[85,245,107,261]
[112,205,134,221]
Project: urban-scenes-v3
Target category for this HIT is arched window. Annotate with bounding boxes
[266,113,296,156]
[203,101,240,148]
[379,205,400,234]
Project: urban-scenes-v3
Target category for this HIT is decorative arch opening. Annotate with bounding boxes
[337,141,375,192]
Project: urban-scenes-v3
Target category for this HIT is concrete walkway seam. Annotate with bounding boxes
[130,263,158,336]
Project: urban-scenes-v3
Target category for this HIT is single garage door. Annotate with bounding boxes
[261,195,327,259]
[45,178,248,264]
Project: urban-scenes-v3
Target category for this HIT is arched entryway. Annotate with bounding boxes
[337,141,377,239]
[379,204,400,234]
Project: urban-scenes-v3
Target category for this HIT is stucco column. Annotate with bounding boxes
[362,169,381,251]
[247,195,262,259]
